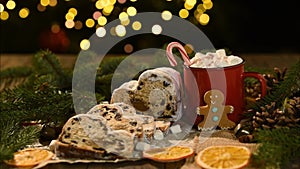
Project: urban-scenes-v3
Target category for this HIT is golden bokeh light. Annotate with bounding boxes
[118,0,126,4]
[132,21,142,30]
[80,39,90,50]
[127,6,137,16]
[68,8,77,16]
[186,0,196,6]
[184,3,194,10]
[199,13,209,25]
[110,27,116,36]
[203,1,213,10]
[197,4,206,13]
[179,9,189,18]
[0,4,4,12]
[86,18,95,28]
[93,11,102,20]
[121,18,130,26]
[37,4,46,12]
[40,0,50,7]
[6,0,16,10]
[97,16,107,26]
[202,0,211,3]
[65,20,75,28]
[115,24,126,37]
[161,10,172,21]
[184,44,194,54]
[110,0,116,5]
[74,21,83,30]
[0,11,9,20]
[103,5,114,16]
[65,12,75,20]
[119,12,128,21]
[124,43,133,53]
[19,8,30,19]
[130,0,137,2]
[152,24,162,35]
[96,27,106,37]
[51,24,60,33]
[49,0,57,7]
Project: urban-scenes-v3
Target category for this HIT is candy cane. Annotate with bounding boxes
[166,42,192,67]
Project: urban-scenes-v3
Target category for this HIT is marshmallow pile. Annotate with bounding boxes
[190,49,243,68]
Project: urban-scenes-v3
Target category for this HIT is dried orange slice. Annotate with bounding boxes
[195,145,251,169]
[143,146,194,162]
[4,148,54,167]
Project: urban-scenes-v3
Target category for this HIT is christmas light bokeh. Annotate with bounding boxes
[0,0,214,51]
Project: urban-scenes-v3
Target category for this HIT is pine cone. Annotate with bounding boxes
[245,67,287,106]
[252,101,300,131]
[285,97,300,120]
[263,67,287,91]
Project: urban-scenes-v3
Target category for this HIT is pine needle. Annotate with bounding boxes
[253,127,300,169]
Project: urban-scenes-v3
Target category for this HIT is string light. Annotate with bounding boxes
[80,39,90,50]
[127,6,137,16]
[179,9,189,18]
[0,0,214,49]
[96,27,106,37]
[19,8,30,19]
[0,11,9,20]
[40,0,50,7]
[98,16,107,26]
[0,4,4,12]
[152,24,162,35]
[132,21,142,30]
[85,18,95,28]
[6,0,16,10]
[115,24,126,37]
[161,10,172,21]
[199,13,209,25]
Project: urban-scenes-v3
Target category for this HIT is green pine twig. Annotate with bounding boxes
[253,127,300,169]
[251,60,300,111]
[0,120,40,161]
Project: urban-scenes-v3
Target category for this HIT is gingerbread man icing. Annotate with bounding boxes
[197,89,236,130]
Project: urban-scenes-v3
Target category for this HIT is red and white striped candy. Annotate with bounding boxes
[166,42,192,67]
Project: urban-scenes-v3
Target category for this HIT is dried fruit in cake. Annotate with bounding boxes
[4,148,54,167]
[143,146,194,162]
[195,145,251,169]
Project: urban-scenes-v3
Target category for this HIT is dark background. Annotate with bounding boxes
[0,0,299,54]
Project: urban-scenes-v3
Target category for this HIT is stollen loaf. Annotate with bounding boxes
[57,114,135,158]
[111,67,182,120]
[110,80,138,106]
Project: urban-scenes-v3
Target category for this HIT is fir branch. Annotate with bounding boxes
[98,56,125,75]
[32,50,71,89]
[1,82,74,125]
[251,60,300,111]
[0,120,40,161]
[0,67,32,91]
[253,127,300,169]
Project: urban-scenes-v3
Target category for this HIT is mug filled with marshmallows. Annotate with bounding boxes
[166,42,267,129]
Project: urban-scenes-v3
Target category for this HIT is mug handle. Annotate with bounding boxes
[242,72,267,97]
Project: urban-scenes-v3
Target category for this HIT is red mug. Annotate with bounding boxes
[183,60,267,126]
[165,42,266,128]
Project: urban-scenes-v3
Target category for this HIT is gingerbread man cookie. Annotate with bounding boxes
[197,89,236,130]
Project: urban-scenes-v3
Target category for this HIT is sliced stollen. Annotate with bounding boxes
[129,67,182,120]
[87,103,153,140]
[113,102,136,116]
[111,80,138,105]
[57,114,135,158]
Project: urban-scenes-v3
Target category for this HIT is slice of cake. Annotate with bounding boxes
[111,67,182,121]
[56,114,135,158]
